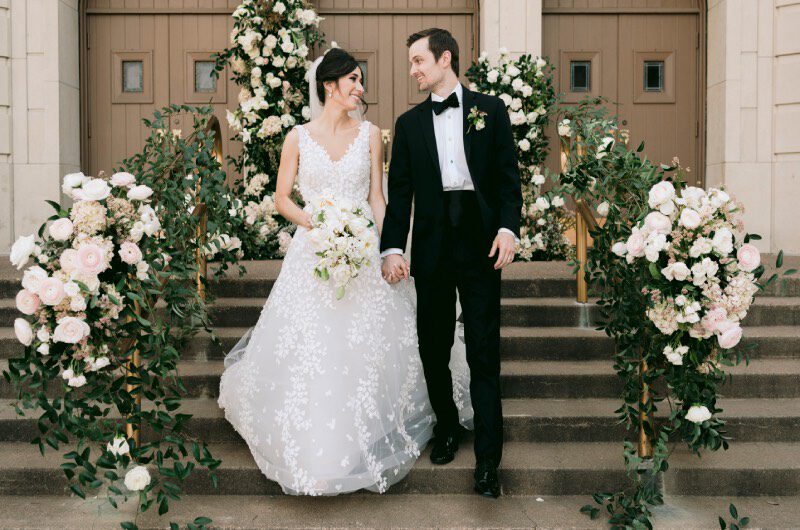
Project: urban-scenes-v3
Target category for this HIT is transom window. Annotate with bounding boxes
[194,61,217,93]
[570,61,591,92]
[122,61,144,93]
[644,61,665,92]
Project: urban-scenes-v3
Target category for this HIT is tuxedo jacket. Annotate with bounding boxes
[380,84,522,277]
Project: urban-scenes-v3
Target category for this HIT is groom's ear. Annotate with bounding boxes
[440,50,452,70]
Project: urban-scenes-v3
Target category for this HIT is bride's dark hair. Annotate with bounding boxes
[315,48,367,112]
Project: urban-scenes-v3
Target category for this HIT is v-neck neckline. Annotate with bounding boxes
[301,122,365,164]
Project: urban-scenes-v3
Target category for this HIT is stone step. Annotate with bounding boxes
[4,358,800,401]
[2,440,799,497]
[3,397,799,444]
[3,325,800,362]
[4,494,800,529]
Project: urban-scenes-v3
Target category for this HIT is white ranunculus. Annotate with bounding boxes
[110,172,136,187]
[14,318,33,346]
[21,266,47,293]
[127,185,153,201]
[10,235,37,270]
[15,289,40,315]
[596,201,610,217]
[611,242,627,257]
[737,243,761,272]
[36,327,50,343]
[648,181,676,208]
[511,78,524,92]
[70,296,87,312]
[63,281,80,298]
[53,316,91,344]
[118,242,143,265]
[75,178,111,201]
[124,466,151,491]
[107,436,130,457]
[48,218,74,241]
[520,84,533,98]
[680,186,707,209]
[678,208,702,230]
[685,405,712,424]
[38,277,66,306]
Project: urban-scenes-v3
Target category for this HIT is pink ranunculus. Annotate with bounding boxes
[644,212,672,235]
[53,316,91,344]
[14,318,33,346]
[60,249,80,274]
[15,289,41,315]
[702,307,728,333]
[737,243,761,272]
[717,320,743,349]
[625,232,646,257]
[679,208,702,230]
[48,218,74,241]
[38,277,66,306]
[118,241,143,265]
[76,243,108,275]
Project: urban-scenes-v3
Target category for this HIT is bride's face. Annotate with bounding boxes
[326,67,364,112]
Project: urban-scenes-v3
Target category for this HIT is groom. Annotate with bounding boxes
[380,28,522,498]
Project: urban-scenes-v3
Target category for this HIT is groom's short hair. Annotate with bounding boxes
[406,28,460,77]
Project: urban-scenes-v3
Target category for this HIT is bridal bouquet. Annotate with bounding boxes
[612,181,760,397]
[306,197,377,300]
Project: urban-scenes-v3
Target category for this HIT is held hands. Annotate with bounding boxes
[489,231,517,270]
[381,254,409,284]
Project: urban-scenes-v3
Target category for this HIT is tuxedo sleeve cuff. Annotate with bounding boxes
[380,248,404,259]
[498,228,520,244]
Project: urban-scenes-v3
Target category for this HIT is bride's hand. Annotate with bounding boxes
[300,212,313,230]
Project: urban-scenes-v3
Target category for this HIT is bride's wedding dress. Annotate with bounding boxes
[218,120,472,496]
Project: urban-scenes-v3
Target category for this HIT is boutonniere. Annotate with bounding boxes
[467,106,487,133]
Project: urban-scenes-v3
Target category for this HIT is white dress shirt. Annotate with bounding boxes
[381,84,517,259]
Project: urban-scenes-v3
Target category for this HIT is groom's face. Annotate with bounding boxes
[408,37,448,92]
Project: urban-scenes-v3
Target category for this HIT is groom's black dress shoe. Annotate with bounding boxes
[474,460,501,498]
[429,427,465,465]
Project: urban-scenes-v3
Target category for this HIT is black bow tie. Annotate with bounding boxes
[432,92,460,115]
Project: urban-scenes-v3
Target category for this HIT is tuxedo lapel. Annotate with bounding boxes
[418,97,443,187]
[461,84,474,168]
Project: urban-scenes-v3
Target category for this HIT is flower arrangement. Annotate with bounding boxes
[465,49,572,261]
[306,197,378,299]
[215,0,323,258]
[5,105,241,529]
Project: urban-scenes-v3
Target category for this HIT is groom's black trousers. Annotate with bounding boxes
[414,190,503,465]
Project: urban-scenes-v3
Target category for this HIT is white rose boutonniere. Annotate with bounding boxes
[467,106,487,133]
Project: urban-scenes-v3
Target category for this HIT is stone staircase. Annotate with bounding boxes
[1,260,800,528]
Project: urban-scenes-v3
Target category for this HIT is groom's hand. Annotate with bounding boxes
[489,232,517,270]
[382,254,409,284]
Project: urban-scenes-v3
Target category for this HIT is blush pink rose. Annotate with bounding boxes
[38,278,66,306]
[48,218,74,241]
[644,212,672,235]
[625,232,646,257]
[737,243,761,272]
[53,316,91,344]
[701,306,728,333]
[679,208,702,230]
[60,249,80,274]
[118,241,143,265]
[15,289,41,315]
[76,243,108,275]
[716,320,743,349]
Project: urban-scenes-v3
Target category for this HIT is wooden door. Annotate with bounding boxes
[315,0,478,135]
[542,1,704,182]
[84,1,241,178]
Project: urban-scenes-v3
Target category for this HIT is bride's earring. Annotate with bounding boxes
[328,91,333,99]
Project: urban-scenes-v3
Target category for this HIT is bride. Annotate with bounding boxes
[218,47,471,496]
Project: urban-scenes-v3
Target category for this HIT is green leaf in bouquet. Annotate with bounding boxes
[335,285,346,300]
[648,262,661,280]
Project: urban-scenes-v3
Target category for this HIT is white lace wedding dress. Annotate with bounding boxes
[218,120,472,496]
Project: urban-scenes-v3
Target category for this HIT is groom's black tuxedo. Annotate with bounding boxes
[381,84,522,466]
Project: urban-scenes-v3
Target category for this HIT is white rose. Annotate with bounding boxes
[552,196,565,208]
[644,212,672,235]
[510,98,522,111]
[10,235,37,270]
[648,181,676,208]
[75,178,111,201]
[662,262,691,282]
[273,56,285,68]
[712,228,734,255]
[37,343,49,356]
[595,137,614,159]
[110,172,136,187]
[678,208,702,230]
[49,218,74,241]
[536,57,547,69]
[68,375,87,388]
[302,106,311,120]
[663,345,684,365]
[611,242,628,257]
[486,69,499,83]
[498,93,512,107]
[535,197,550,211]
[21,266,48,293]
[510,111,526,126]
[136,261,150,281]
[685,405,712,424]
[272,1,286,13]
[518,139,531,152]
[625,231,646,258]
[61,368,74,381]
[532,172,546,186]
[107,436,130,457]
[124,465,151,491]
[87,356,111,371]
[62,172,88,192]
[520,85,533,98]
[511,78,524,92]
[596,201,610,217]
[118,242,143,265]
[53,316,91,344]
[268,76,282,89]
[280,40,294,54]
[70,296,87,312]
[506,65,520,77]
[557,119,572,137]
[264,34,278,49]
[14,318,33,346]
[127,185,153,201]
[717,320,743,349]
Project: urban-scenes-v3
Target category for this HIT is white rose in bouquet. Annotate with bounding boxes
[107,435,130,457]
[75,178,111,202]
[49,218,74,241]
[678,208,702,230]
[10,235,37,270]
[557,119,572,137]
[663,345,688,365]
[611,242,628,257]
[596,201,610,217]
[661,262,691,282]
[711,228,734,255]
[648,181,675,209]
[22,266,48,293]
[685,405,712,423]
[14,318,33,346]
[110,172,136,187]
[644,212,672,235]
[53,316,91,344]
[62,172,88,195]
[127,185,153,201]
[716,320,743,349]
[124,466,151,491]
